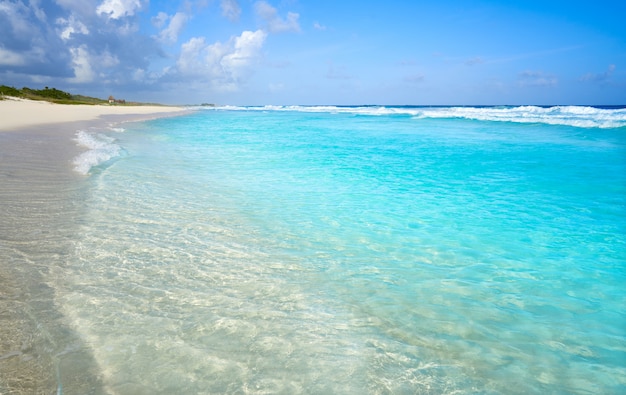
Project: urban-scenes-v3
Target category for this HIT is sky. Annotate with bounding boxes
[1,0,625,105]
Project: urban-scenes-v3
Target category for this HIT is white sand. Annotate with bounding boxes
[0,97,186,131]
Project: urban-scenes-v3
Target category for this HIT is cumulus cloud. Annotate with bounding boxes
[0,0,282,100]
[29,0,47,21]
[255,1,300,33]
[223,30,266,73]
[68,45,96,83]
[579,64,615,83]
[0,0,34,36]
[221,0,241,22]
[96,0,143,20]
[152,11,169,28]
[158,12,189,44]
[57,14,90,40]
[175,30,267,91]
[518,70,557,87]
[0,0,75,78]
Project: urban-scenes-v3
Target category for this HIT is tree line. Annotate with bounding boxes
[0,85,107,104]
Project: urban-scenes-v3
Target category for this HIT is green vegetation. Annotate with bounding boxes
[22,86,72,101]
[0,85,171,106]
[1,85,109,105]
[0,85,21,98]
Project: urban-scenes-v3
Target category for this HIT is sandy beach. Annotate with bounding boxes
[0,98,188,394]
[0,97,186,132]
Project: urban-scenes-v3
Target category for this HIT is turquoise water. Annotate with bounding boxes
[64,106,625,394]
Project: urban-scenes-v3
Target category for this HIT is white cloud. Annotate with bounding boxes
[0,47,26,66]
[176,30,267,91]
[28,0,46,22]
[222,30,266,78]
[68,45,95,83]
[96,0,143,20]
[57,14,89,40]
[255,1,300,33]
[221,0,241,22]
[0,0,32,35]
[158,12,188,44]
[152,11,168,28]
[177,37,212,76]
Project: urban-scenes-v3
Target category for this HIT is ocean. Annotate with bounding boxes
[4,106,626,394]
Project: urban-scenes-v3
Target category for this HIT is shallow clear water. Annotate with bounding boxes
[59,107,625,393]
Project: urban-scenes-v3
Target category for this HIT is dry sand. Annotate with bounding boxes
[0,97,186,132]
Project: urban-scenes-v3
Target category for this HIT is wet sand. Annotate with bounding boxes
[0,101,188,394]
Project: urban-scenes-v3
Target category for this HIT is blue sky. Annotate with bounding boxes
[1,0,624,105]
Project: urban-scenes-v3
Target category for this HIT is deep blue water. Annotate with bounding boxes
[65,106,626,394]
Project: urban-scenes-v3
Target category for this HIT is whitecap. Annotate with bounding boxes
[72,130,122,175]
[415,106,626,128]
[206,105,626,128]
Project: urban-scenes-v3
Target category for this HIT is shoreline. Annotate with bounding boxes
[0,100,190,393]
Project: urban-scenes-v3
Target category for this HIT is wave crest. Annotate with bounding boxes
[205,105,626,128]
[73,130,122,175]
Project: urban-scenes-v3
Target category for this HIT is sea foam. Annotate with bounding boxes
[72,130,122,175]
[415,105,626,128]
[207,105,626,128]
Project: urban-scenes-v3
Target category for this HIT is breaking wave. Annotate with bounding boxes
[206,105,626,129]
[72,130,123,175]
